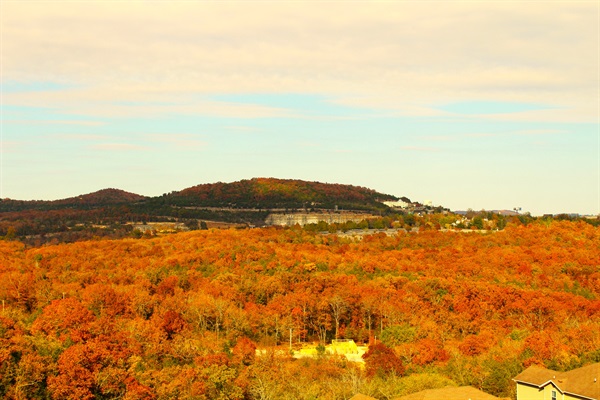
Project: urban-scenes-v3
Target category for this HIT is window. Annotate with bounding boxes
[551,390,557,400]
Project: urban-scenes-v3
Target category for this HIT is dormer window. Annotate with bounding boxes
[551,390,557,400]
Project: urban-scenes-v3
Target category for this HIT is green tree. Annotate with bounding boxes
[4,226,16,241]
[380,324,416,347]
[472,216,484,230]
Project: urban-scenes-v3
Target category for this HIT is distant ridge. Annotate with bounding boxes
[0,188,147,212]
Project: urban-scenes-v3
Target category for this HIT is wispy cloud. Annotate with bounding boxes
[296,141,320,148]
[4,119,104,126]
[422,135,456,142]
[1,141,24,153]
[146,134,207,149]
[89,143,147,151]
[463,133,497,138]
[2,2,595,122]
[225,126,262,132]
[4,89,297,119]
[477,108,595,123]
[53,133,110,141]
[462,129,568,138]
[514,129,568,136]
[400,146,439,152]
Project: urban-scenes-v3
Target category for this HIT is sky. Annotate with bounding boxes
[1,1,599,216]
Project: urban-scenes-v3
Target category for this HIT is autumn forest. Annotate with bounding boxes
[0,220,599,399]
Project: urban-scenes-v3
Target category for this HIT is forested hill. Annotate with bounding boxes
[0,188,147,212]
[160,178,399,211]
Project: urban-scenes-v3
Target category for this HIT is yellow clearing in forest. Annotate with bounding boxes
[295,339,367,363]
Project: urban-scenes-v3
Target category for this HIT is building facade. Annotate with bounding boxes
[513,364,599,400]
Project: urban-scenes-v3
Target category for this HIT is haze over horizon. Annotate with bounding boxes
[1,1,599,216]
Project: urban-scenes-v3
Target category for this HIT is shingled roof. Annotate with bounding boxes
[393,386,504,400]
[349,394,377,400]
[513,363,599,400]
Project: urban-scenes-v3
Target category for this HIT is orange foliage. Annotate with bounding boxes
[363,342,405,377]
[0,220,597,397]
[31,298,95,343]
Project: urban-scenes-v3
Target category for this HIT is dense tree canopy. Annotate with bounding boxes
[0,220,598,399]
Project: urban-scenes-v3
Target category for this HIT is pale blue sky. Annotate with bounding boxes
[1,1,598,215]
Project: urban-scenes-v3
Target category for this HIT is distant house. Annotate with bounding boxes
[513,363,599,400]
[265,212,371,227]
[393,386,504,400]
[383,200,410,209]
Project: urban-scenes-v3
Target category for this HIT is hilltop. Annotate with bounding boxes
[0,188,147,212]
[55,188,148,206]
[160,178,398,211]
